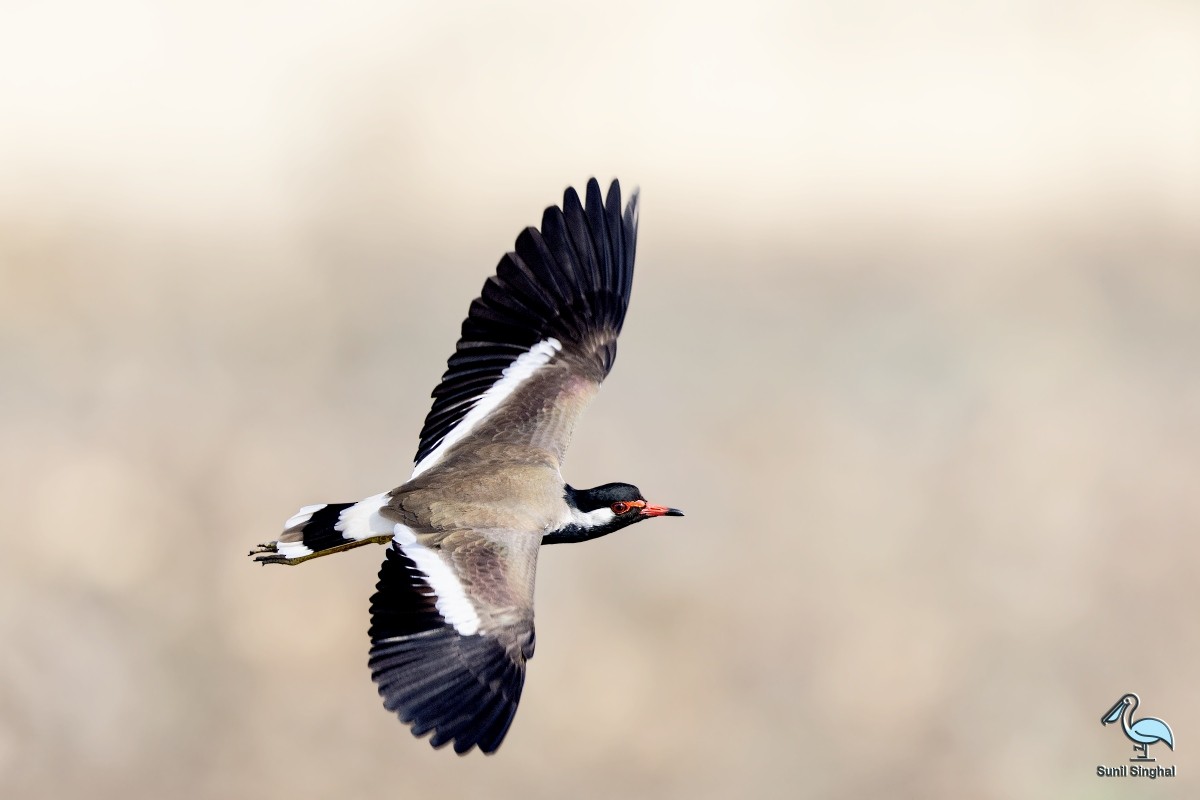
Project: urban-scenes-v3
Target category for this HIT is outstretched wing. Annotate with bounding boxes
[368,528,539,755]
[411,178,639,478]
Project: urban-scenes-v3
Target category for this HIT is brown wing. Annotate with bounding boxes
[368,528,539,755]
[411,178,639,478]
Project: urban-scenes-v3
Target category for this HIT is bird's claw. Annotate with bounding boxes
[249,541,292,565]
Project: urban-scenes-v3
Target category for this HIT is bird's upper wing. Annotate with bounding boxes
[411,178,639,478]
[368,527,539,754]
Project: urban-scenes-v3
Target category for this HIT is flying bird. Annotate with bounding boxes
[250,178,682,754]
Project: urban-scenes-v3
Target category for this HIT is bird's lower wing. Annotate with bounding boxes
[367,528,539,755]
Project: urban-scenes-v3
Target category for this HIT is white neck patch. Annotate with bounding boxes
[562,505,617,530]
[412,337,563,478]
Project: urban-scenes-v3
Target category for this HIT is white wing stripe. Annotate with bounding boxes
[411,337,562,478]
[393,526,482,636]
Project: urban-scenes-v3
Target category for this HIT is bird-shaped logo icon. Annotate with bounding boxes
[1101,693,1175,762]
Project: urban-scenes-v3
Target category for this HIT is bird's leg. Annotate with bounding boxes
[249,535,392,566]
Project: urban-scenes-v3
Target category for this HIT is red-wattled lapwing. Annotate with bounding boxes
[249,179,682,755]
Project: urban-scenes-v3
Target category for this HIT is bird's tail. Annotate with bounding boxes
[251,492,394,564]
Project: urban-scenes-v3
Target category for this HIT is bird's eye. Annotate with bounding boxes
[611,502,630,514]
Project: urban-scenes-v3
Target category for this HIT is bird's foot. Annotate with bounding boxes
[248,541,305,566]
[248,535,392,566]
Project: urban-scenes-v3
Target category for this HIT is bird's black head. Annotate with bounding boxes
[543,482,684,544]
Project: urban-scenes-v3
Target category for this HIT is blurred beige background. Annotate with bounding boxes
[2,1,1198,798]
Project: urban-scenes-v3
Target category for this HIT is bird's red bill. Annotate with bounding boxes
[640,504,684,517]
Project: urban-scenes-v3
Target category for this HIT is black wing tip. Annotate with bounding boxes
[582,177,624,199]
[580,177,638,219]
[370,628,526,756]
[623,185,640,238]
[556,174,639,301]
